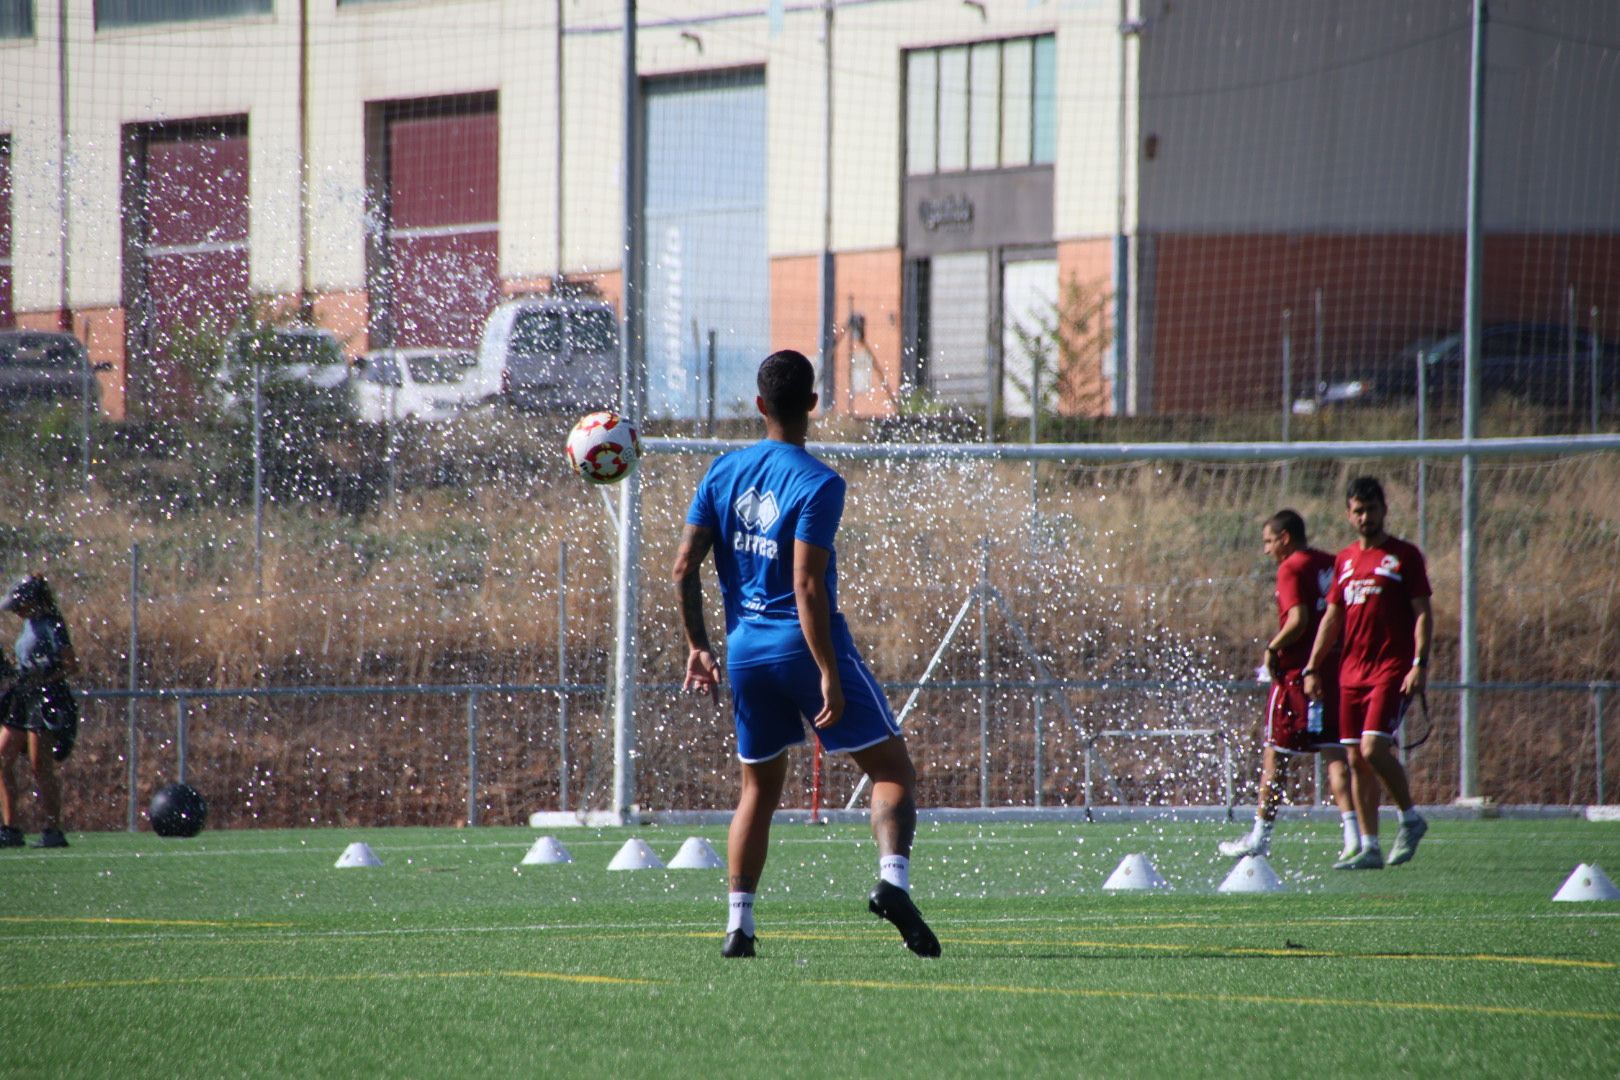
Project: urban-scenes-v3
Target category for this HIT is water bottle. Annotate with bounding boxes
[1307,700,1324,735]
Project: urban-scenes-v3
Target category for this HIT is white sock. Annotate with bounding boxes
[1360,833,1381,851]
[1341,811,1360,848]
[727,891,755,936]
[879,855,910,892]
[1400,807,1423,825]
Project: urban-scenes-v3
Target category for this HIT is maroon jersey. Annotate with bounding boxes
[1274,548,1334,675]
[1327,536,1431,687]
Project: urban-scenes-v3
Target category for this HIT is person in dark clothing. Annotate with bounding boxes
[0,574,80,849]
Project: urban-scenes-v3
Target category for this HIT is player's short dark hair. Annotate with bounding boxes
[1266,509,1307,544]
[757,350,816,420]
[1346,476,1386,506]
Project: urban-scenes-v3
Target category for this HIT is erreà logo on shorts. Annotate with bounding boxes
[733,488,781,559]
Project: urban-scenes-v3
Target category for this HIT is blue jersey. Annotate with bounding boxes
[686,439,853,667]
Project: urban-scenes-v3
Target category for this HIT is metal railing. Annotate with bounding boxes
[80,677,1617,830]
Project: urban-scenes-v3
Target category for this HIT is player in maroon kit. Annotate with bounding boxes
[1219,510,1359,863]
[1303,477,1431,869]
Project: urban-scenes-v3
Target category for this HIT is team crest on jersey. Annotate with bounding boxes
[734,488,780,532]
[1374,554,1403,581]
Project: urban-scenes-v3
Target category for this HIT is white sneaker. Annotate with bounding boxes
[1219,834,1268,858]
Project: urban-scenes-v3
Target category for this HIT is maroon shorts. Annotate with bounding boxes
[1339,682,1410,744]
[1266,674,1340,755]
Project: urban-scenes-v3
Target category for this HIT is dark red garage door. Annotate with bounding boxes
[125,118,250,416]
[375,95,499,349]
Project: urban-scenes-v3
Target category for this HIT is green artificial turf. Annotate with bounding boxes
[1,818,1616,1078]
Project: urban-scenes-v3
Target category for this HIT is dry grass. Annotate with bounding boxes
[4,405,1618,826]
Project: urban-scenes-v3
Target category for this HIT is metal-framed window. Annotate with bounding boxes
[905,33,1056,177]
[0,0,32,38]
[95,0,270,30]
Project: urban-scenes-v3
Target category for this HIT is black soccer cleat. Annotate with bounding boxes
[721,930,756,958]
[869,880,942,958]
[0,825,23,848]
[33,827,68,849]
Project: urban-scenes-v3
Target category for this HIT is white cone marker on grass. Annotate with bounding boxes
[1219,854,1285,894]
[1552,863,1620,902]
[520,836,574,865]
[1102,853,1170,891]
[667,836,724,869]
[335,842,383,868]
[607,837,666,870]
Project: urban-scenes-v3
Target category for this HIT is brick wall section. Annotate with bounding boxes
[1057,237,1115,416]
[311,290,369,358]
[1148,233,1620,414]
[771,250,903,419]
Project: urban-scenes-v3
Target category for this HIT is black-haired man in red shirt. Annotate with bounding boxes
[1303,477,1431,869]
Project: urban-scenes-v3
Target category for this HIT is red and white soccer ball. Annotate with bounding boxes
[565,410,641,485]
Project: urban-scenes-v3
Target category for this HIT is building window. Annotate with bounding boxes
[905,33,1055,176]
[96,0,270,30]
[0,0,33,38]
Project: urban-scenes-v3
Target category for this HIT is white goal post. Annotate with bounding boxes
[602,432,1620,821]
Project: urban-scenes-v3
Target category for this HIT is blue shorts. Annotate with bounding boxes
[728,647,900,763]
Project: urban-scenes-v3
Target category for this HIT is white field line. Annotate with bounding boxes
[3,907,1617,950]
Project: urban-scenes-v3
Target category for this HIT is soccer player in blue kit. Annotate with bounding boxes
[672,349,941,960]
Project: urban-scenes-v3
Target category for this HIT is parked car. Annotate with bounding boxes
[0,329,103,411]
[353,348,480,423]
[478,293,620,412]
[213,325,354,420]
[1296,323,1620,412]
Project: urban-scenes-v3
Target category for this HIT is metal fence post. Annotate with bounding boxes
[1595,687,1607,807]
[1222,733,1234,813]
[176,696,189,786]
[557,541,570,811]
[977,538,991,808]
[1592,307,1602,435]
[466,691,480,827]
[1032,689,1044,808]
[126,542,140,832]
[1280,308,1292,443]
[1083,743,1092,808]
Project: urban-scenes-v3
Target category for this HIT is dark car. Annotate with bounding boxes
[1297,323,1620,412]
[0,330,103,411]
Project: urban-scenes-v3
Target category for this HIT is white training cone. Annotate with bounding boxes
[1219,853,1286,894]
[335,842,382,868]
[1103,853,1170,891]
[1553,863,1620,902]
[667,836,724,870]
[607,837,666,870]
[520,836,574,865]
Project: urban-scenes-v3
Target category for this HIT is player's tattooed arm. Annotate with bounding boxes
[673,525,716,652]
[674,525,722,702]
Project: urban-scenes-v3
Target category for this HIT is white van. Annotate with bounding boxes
[353,348,480,423]
[477,294,620,412]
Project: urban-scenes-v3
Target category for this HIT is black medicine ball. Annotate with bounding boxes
[149,783,208,838]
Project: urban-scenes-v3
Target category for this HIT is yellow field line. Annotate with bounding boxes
[808,977,1620,1023]
[0,970,659,993]
[657,930,1615,969]
[0,915,292,929]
